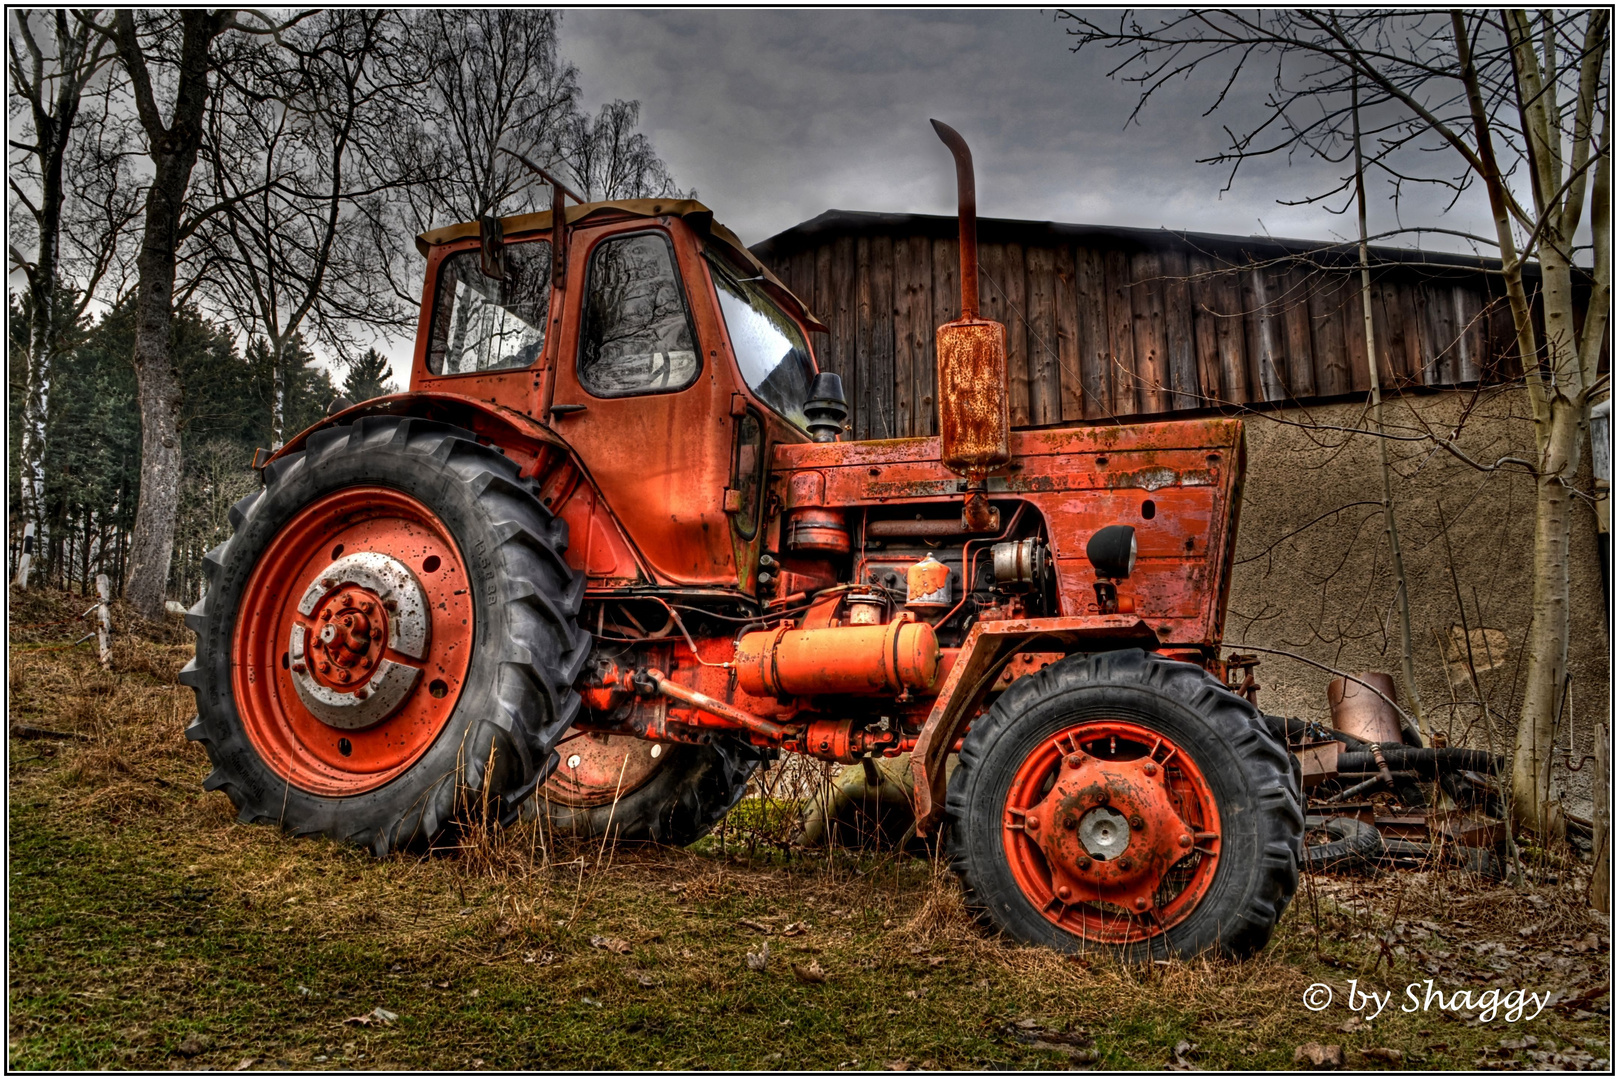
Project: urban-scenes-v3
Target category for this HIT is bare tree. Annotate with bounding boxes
[191,9,418,447]
[562,98,687,202]
[7,9,116,587]
[1062,9,1611,834]
[102,9,294,620]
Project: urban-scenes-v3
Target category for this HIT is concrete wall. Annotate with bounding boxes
[1227,387,1608,810]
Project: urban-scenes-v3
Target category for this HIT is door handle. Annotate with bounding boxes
[549,403,587,418]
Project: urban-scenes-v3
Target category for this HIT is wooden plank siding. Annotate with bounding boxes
[752,213,1570,437]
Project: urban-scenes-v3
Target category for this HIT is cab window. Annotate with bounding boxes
[709,256,816,432]
[427,241,551,375]
[578,232,700,397]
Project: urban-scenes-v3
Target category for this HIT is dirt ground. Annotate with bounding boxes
[7,587,1612,1071]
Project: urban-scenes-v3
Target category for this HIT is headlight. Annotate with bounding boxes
[1085,524,1137,579]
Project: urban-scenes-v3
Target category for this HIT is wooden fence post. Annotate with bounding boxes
[95,573,113,670]
[1593,720,1609,913]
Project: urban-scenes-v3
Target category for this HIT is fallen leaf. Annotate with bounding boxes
[233,1058,256,1071]
[884,1061,913,1071]
[792,960,828,984]
[635,972,658,988]
[590,935,632,955]
[1337,1017,1363,1034]
[925,956,947,968]
[739,919,774,934]
[1293,1042,1344,1069]
[175,1035,209,1057]
[1362,1047,1403,1065]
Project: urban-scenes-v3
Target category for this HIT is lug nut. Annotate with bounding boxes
[1025,815,1040,832]
[1179,834,1193,848]
[1056,885,1071,900]
[354,688,369,700]
[1129,814,1144,830]
[340,592,353,606]
[1117,856,1133,872]
[336,670,351,683]
[1065,753,1083,769]
[360,601,374,614]
[1143,762,1158,777]
[321,610,332,621]
[292,663,306,674]
[1077,856,1092,870]
[361,657,374,670]
[319,662,331,674]
[1133,897,1148,911]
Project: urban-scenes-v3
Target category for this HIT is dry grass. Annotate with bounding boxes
[8,586,1612,1071]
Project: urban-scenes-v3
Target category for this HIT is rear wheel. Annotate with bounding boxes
[180,416,589,854]
[535,731,768,846]
[946,649,1302,961]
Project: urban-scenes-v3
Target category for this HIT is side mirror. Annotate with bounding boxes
[804,372,848,443]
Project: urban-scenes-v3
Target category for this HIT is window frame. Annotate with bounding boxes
[424,238,555,379]
[575,227,703,400]
[728,407,768,541]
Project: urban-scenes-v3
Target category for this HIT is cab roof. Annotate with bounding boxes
[415,198,828,333]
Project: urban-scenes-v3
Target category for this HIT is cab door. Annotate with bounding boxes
[548,217,742,586]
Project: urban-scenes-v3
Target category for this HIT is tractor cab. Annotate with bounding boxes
[410,200,835,590]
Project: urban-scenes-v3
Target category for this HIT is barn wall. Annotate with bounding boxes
[757,221,1532,440]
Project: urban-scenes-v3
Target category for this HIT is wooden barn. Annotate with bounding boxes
[750,209,1579,440]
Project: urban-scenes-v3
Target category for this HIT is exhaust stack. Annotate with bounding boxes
[930,120,1010,533]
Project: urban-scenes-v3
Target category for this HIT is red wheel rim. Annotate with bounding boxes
[233,486,474,796]
[543,730,665,807]
[1002,719,1221,945]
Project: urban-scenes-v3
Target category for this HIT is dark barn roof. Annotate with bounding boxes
[751,210,1577,440]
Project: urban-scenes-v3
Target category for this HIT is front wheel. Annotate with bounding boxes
[945,649,1302,961]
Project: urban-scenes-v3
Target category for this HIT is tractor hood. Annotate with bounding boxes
[415,198,828,334]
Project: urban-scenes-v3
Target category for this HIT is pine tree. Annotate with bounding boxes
[342,348,397,404]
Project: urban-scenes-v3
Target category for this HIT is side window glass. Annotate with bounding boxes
[730,412,764,540]
[578,232,700,397]
[427,241,551,375]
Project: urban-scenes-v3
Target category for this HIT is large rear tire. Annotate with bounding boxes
[945,649,1302,961]
[180,416,590,854]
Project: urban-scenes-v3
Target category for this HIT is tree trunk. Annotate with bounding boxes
[114,10,225,620]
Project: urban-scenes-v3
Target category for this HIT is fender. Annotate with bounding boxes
[908,614,1161,835]
[263,392,654,586]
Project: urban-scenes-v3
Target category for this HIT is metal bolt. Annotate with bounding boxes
[319,662,331,674]
[322,578,335,589]
[336,670,351,683]
[384,599,397,612]
[354,688,369,700]
[1143,762,1158,777]
[1056,885,1071,900]
[1077,856,1092,870]
[360,601,374,614]
[340,592,353,606]
[1096,792,1109,806]
[321,610,332,621]
[361,657,373,670]
[1065,754,1083,769]
[1117,856,1133,871]
[1179,834,1193,848]
[1133,897,1148,911]
[292,663,306,674]
[1025,815,1040,832]
[1129,814,1144,830]
[341,615,353,627]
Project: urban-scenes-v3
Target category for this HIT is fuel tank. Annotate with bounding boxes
[735,615,942,698]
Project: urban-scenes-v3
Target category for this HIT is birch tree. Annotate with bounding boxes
[7,10,116,587]
[1062,9,1610,834]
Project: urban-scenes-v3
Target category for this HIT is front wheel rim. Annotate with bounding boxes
[1002,719,1222,945]
[232,486,475,796]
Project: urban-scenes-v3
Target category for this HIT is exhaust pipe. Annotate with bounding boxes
[930,120,1010,533]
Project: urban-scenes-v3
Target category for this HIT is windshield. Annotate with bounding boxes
[709,258,816,431]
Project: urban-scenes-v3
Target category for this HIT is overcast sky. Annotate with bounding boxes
[381,7,1500,378]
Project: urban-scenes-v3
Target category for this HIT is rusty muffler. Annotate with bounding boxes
[931,119,1010,533]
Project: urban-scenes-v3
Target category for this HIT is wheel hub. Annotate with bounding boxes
[1022,748,1199,913]
[288,552,429,731]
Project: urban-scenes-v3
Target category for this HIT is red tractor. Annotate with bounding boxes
[182,124,1302,960]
